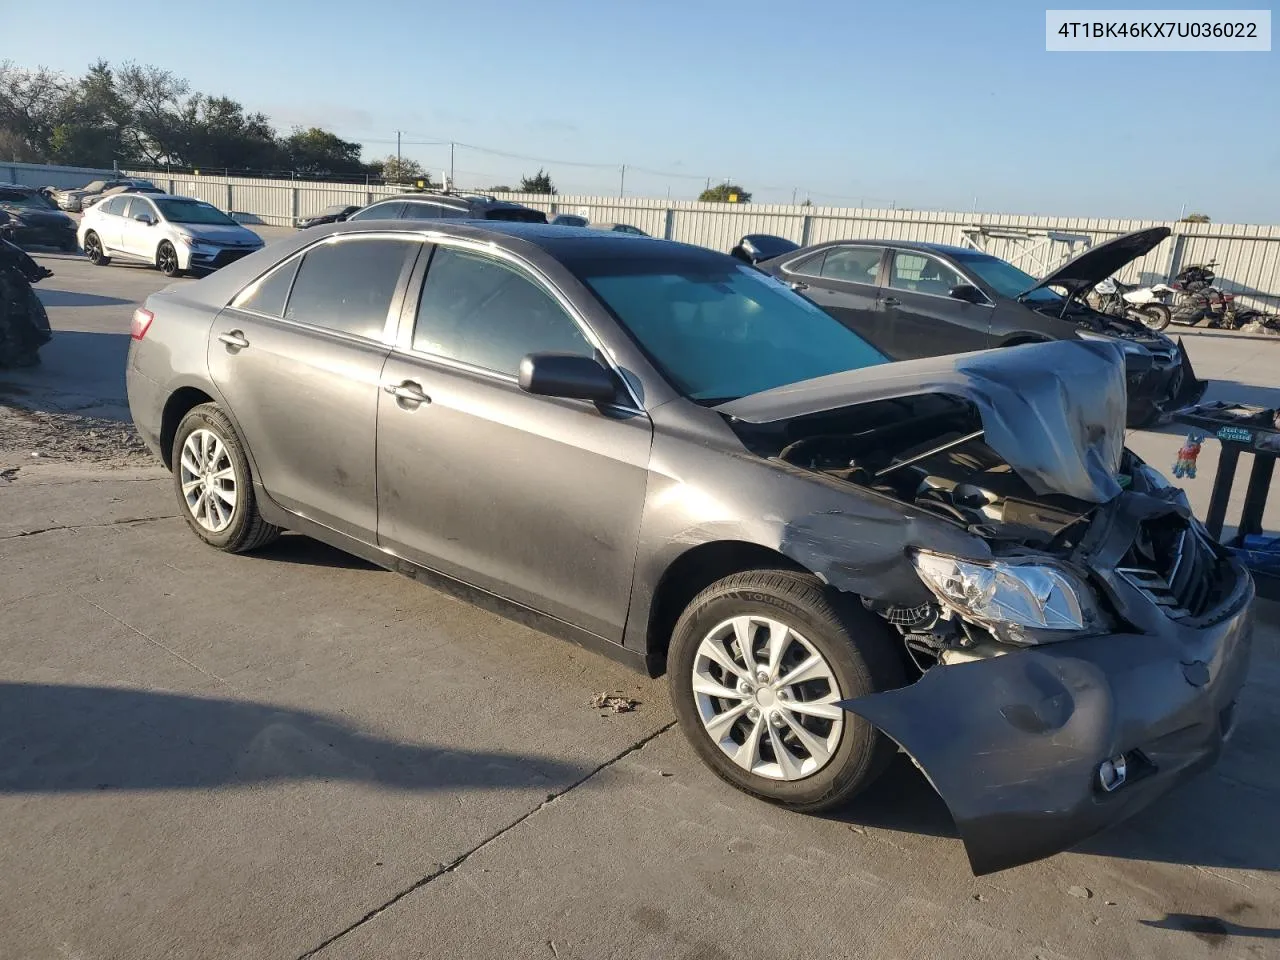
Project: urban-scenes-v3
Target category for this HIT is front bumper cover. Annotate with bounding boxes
[1125,338,1207,424]
[839,569,1254,875]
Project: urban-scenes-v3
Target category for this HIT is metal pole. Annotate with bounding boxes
[791,187,797,205]
[619,164,626,197]
[396,131,402,180]
[449,142,455,187]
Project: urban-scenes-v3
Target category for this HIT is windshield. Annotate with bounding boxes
[952,252,1062,303]
[154,199,238,226]
[0,190,55,210]
[574,258,887,402]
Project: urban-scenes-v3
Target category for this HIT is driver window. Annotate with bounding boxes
[889,252,965,296]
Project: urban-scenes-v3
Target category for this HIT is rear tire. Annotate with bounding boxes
[668,569,904,813]
[172,404,280,553]
[83,231,109,266]
[1137,304,1171,331]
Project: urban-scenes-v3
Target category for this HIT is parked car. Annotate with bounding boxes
[0,184,78,250]
[589,221,649,236]
[297,203,361,229]
[730,233,800,264]
[347,191,547,224]
[82,183,168,209]
[760,227,1205,427]
[53,177,157,212]
[78,193,264,277]
[550,213,590,227]
[126,219,1253,876]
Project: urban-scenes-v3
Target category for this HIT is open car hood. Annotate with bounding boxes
[1022,226,1171,298]
[716,340,1127,504]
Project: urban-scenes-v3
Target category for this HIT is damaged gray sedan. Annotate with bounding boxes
[126,221,1254,875]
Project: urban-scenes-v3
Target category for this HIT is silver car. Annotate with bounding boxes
[78,194,263,277]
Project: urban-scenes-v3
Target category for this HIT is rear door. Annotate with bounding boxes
[374,241,651,640]
[209,233,422,540]
[782,245,889,351]
[882,249,993,359]
[91,196,127,252]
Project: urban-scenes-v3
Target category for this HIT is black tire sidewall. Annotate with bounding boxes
[668,573,898,812]
[157,242,180,277]
[172,405,256,551]
[84,232,107,264]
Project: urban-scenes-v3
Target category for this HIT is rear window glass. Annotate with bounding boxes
[232,258,301,317]
[284,237,417,338]
[348,201,404,221]
[484,207,547,223]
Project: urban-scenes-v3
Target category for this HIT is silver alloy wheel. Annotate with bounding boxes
[692,615,845,781]
[157,243,179,275]
[179,428,238,533]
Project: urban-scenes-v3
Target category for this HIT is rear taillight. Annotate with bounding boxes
[131,307,154,340]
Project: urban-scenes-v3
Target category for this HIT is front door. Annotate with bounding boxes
[375,242,651,640]
[209,234,421,540]
[784,245,890,352]
[882,250,993,359]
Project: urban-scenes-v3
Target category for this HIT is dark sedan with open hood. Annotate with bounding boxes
[758,227,1206,427]
[126,222,1252,875]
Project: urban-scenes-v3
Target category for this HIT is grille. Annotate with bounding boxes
[210,249,254,268]
[1117,517,1225,619]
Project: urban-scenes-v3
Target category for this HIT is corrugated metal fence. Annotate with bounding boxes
[6,161,1278,310]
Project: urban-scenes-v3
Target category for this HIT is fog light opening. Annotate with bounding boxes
[1098,754,1128,793]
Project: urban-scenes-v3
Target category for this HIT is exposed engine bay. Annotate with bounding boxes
[731,389,1168,671]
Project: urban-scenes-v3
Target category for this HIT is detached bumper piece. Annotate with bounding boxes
[1127,339,1207,424]
[839,577,1254,875]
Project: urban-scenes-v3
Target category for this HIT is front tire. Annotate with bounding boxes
[668,569,904,813]
[83,231,110,266]
[157,241,183,278]
[172,404,280,553]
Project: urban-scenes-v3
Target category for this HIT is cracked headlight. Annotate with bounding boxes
[912,550,1107,646]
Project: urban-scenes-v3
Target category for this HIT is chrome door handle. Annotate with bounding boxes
[881,297,901,307]
[789,281,808,291]
[385,380,431,406]
[217,330,250,349]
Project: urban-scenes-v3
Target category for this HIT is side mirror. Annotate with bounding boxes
[949,283,984,304]
[518,353,617,403]
[135,213,155,225]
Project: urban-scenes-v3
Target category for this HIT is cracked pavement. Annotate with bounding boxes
[2,245,1280,960]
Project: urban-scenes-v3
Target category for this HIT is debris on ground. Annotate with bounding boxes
[0,401,151,468]
[590,691,640,714]
[1067,885,1093,900]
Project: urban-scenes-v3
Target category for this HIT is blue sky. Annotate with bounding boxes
[10,0,1279,220]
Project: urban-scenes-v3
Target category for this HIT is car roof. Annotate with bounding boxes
[817,238,980,258]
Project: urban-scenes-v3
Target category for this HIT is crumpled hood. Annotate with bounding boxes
[716,340,1127,504]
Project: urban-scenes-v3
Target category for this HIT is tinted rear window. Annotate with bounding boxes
[283,237,418,338]
[232,258,301,317]
[348,201,404,221]
[485,207,547,223]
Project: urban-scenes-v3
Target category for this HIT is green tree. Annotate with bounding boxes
[486,184,513,193]
[519,168,556,194]
[0,62,73,161]
[283,127,366,177]
[699,183,751,203]
[375,155,431,184]
[1180,212,1211,223]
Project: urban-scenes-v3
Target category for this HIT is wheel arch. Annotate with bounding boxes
[642,540,808,677]
[159,386,216,469]
[995,332,1052,348]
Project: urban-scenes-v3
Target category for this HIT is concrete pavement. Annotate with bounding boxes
[2,248,1279,960]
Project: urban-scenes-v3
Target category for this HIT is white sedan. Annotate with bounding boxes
[77,193,264,277]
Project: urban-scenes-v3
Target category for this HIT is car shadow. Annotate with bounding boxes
[36,288,134,308]
[246,532,382,571]
[0,682,585,794]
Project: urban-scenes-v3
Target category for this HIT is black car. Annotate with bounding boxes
[0,184,78,251]
[297,203,361,229]
[760,227,1205,427]
[347,191,547,224]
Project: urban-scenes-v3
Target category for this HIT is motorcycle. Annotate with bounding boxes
[0,212,54,368]
[1087,277,1175,331]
